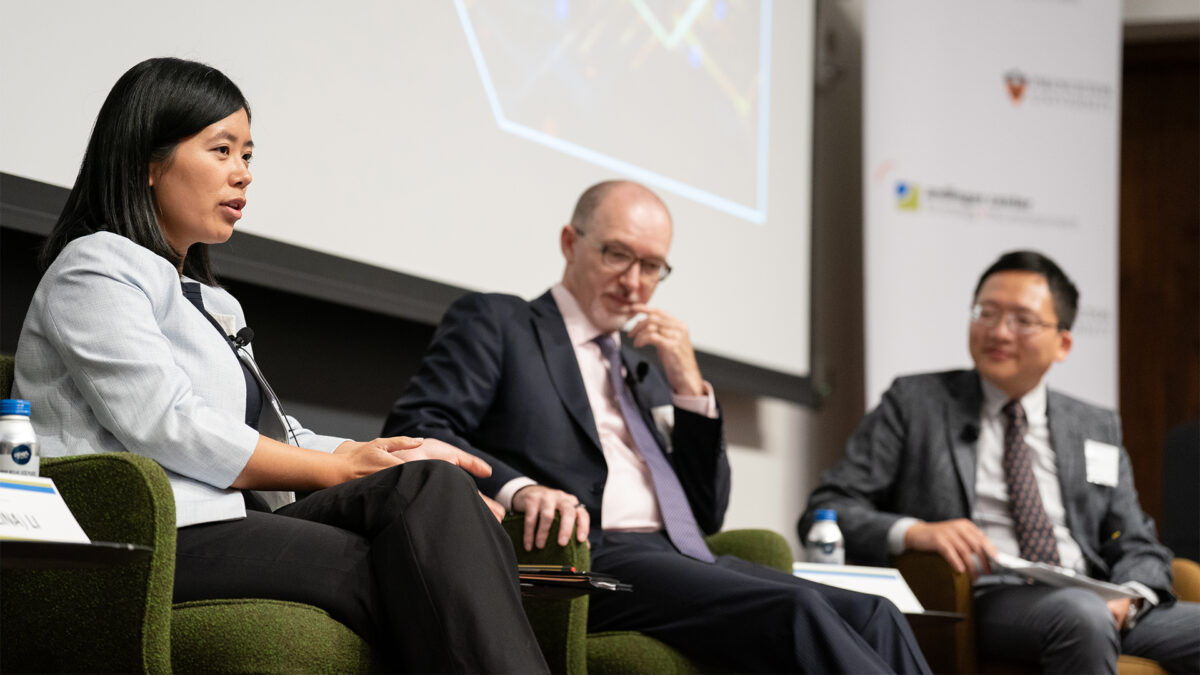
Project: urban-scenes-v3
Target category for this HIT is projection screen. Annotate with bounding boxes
[0,0,814,383]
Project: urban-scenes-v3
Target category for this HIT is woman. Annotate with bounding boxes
[13,57,547,674]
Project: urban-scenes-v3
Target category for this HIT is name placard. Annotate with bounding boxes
[793,562,925,614]
[0,475,90,543]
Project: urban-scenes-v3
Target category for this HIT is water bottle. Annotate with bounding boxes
[0,399,40,477]
[805,509,845,564]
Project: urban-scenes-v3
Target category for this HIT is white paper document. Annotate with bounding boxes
[0,475,90,543]
[793,562,926,614]
[991,552,1138,601]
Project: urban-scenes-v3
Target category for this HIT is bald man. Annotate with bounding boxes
[384,181,930,673]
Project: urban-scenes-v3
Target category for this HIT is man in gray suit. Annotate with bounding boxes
[800,251,1199,673]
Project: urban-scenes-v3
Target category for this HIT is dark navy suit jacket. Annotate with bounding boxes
[383,290,731,539]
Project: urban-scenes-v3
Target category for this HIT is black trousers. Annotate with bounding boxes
[589,531,931,674]
[174,461,548,674]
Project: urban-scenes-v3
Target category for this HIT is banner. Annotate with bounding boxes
[864,0,1122,408]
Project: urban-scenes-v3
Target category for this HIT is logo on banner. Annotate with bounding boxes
[1002,67,1113,111]
[895,182,919,210]
[889,180,1074,228]
[1004,70,1027,104]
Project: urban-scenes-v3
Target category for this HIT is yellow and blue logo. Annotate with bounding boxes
[896,181,919,210]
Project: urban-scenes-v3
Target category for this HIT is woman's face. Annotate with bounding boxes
[150,108,253,258]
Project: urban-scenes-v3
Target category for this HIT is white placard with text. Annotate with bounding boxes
[793,562,925,614]
[0,475,90,543]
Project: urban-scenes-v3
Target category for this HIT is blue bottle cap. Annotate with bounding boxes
[0,399,31,416]
[814,509,837,522]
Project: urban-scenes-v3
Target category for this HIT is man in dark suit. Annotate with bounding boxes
[384,180,930,673]
[801,251,1199,673]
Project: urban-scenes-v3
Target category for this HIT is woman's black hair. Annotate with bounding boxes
[41,57,251,284]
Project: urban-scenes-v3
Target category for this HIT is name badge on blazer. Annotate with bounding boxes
[651,404,674,454]
[1084,439,1120,487]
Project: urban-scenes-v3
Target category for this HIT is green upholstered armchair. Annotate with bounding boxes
[0,354,380,673]
[502,513,794,674]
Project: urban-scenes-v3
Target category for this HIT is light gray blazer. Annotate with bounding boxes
[801,369,1174,597]
[13,232,344,527]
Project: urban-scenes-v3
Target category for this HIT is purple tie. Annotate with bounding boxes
[595,336,715,562]
[1002,400,1061,565]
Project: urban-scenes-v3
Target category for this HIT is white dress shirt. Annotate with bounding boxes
[972,378,1087,572]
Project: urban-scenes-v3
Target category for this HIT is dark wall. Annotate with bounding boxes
[1118,37,1200,532]
[0,229,42,352]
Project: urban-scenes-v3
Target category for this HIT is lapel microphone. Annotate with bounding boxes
[960,424,980,443]
[230,327,255,348]
[228,326,297,446]
[623,361,651,390]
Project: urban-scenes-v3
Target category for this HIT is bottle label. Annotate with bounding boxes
[9,444,32,465]
[1,439,39,477]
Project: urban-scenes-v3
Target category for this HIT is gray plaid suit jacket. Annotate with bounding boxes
[801,369,1174,597]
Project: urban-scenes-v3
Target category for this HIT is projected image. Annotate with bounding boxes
[455,0,773,224]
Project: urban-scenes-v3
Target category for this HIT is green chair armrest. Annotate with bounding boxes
[503,512,590,674]
[1,453,176,673]
[42,453,177,550]
[705,528,793,573]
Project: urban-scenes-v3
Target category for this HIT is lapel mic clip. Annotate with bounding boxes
[230,327,255,348]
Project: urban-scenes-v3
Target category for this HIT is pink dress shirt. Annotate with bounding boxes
[496,284,717,532]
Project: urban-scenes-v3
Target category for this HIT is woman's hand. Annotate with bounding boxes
[387,437,492,479]
[336,437,499,519]
[234,435,493,498]
[332,436,424,481]
[479,492,506,522]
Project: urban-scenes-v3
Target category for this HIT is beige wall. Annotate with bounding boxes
[721,0,867,557]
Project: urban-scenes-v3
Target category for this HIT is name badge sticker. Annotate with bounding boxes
[1084,440,1120,487]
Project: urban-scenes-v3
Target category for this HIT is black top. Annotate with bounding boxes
[180,282,263,430]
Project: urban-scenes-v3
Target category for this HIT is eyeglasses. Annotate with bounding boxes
[575,228,673,282]
[970,303,1061,335]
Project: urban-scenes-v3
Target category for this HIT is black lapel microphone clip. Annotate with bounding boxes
[230,327,255,348]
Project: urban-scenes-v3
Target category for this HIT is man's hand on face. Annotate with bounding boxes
[627,304,705,397]
[905,518,999,581]
[511,484,591,551]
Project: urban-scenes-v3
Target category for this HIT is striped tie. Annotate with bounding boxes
[1002,400,1061,565]
[595,336,715,562]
